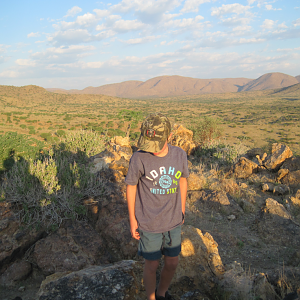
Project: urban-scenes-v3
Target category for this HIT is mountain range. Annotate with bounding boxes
[46,72,300,98]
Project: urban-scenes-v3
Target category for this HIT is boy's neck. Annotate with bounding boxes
[153,143,169,157]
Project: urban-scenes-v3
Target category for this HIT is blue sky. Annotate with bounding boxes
[1,0,300,89]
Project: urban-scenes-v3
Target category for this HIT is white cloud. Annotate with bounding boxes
[0,70,19,78]
[261,19,275,30]
[65,6,82,18]
[211,3,251,17]
[181,0,211,13]
[93,9,110,18]
[113,19,145,32]
[239,37,265,44]
[232,25,252,32]
[0,44,9,53]
[277,47,300,52]
[293,18,300,27]
[265,4,281,11]
[15,59,36,66]
[48,29,115,46]
[85,61,104,68]
[28,32,41,38]
[121,35,158,44]
[0,56,11,64]
[278,22,288,29]
[111,0,182,24]
[76,12,99,27]
[29,45,96,67]
[164,15,204,29]
[221,16,252,26]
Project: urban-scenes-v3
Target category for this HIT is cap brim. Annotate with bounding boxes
[137,134,166,153]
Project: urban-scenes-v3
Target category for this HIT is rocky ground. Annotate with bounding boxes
[1,131,300,300]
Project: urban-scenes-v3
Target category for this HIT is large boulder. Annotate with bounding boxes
[170,125,196,155]
[219,262,277,300]
[280,156,300,172]
[31,221,108,276]
[177,226,225,296]
[95,202,138,262]
[231,157,259,179]
[89,136,133,179]
[0,259,32,286]
[37,260,144,300]
[0,202,46,276]
[264,143,293,171]
[187,172,206,191]
[282,170,300,188]
[254,198,300,247]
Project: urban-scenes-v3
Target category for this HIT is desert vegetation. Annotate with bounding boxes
[0,84,300,159]
[0,84,300,299]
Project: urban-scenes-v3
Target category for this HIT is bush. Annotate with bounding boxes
[193,139,249,166]
[0,132,45,173]
[117,109,144,121]
[107,128,126,137]
[190,116,223,144]
[0,130,108,229]
[56,129,66,137]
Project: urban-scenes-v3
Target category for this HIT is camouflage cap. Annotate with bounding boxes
[137,113,171,153]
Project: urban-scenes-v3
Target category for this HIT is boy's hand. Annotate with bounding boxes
[130,218,140,240]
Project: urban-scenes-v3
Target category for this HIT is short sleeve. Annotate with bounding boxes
[181,150,189,178]
[125,152,144,185]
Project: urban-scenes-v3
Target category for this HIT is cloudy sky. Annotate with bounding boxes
[1,0,300,89]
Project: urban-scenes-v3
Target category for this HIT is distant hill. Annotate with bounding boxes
[47,76,252,98]
[271,82,300,98]
[240,72,298,92]
[45,72,300,98]
[296,75,300,83]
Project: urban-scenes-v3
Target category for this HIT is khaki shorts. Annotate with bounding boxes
[138,225,181,260]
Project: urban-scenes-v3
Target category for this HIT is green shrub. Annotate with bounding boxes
[0,130,107,229]
[56,129,66,137]
[59,130,106,157]
[193,139,249,166]
[130,132,140,140]
[0,132,45,173]
[107,128,126,137]
[190,116,223,144]
[117,109,144,122]
[40,132,52,141]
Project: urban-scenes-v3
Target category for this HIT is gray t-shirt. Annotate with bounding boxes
[125,145,189,233]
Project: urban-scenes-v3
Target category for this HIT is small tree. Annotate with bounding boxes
[191,116,223,144]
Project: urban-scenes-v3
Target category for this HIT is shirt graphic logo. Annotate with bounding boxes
[159,175,172,189]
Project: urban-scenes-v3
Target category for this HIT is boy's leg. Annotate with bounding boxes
[156,255,179,297]
[144,259,160,300]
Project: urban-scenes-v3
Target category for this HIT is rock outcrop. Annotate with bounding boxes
[37,260,144,300]
[170,124,196,155]
[178,225,225,295]
[230,157,259,179]
[255,198,300,247]
[31,221,108,276]
[264,143,293,171]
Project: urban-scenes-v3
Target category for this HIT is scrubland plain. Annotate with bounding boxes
[0,83,300,158]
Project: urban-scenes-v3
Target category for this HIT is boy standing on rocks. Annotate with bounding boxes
[125,113,189,300]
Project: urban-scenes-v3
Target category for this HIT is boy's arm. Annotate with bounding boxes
[179,177,188,223]
[126,184,140,240]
